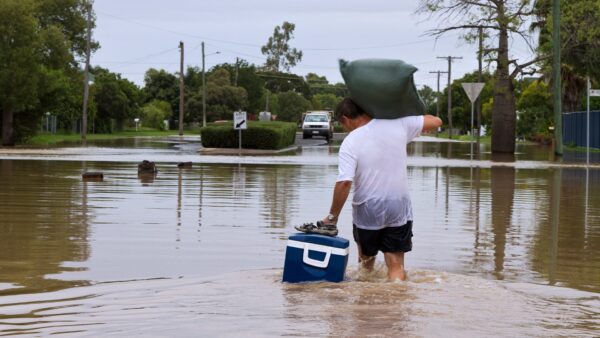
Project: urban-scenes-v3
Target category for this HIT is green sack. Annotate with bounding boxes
[339,59,426,119]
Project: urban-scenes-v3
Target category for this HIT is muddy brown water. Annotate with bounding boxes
[0,137,598,336]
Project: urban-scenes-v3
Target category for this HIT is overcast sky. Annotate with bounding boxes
[92,0,537,90]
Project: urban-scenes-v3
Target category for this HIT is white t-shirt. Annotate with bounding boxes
[337,116,424,230]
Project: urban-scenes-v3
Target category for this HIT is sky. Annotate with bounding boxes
[91,0,538,91]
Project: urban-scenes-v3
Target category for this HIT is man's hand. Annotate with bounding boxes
[422,115,443,132]
[321,215,337,226]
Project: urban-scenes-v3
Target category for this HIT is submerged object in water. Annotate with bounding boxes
[82,172,103,181]
[138,160,157,174]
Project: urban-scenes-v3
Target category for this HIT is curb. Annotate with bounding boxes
[198,146,299,155]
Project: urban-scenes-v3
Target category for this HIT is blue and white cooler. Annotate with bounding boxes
[282,233,349,283]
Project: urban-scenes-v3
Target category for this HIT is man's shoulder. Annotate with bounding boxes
[373,116,422,128]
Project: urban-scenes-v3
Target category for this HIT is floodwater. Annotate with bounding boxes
[0,136,598,337]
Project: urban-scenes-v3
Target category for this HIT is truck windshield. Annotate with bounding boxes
[305,115,328,122]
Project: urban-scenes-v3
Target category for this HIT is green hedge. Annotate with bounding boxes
[200,121,297,150]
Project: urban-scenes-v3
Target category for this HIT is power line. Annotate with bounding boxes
[98,11,261,48]
[96,61,179,65]
[106,46,180,70]
[211,46,337,70]
[302,37,444,51]
[98,10,458,52]
[256,73,306,81]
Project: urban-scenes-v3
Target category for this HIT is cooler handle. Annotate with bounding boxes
[302,243,332,268]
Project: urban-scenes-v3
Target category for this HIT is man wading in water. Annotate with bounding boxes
[296,98,442,281]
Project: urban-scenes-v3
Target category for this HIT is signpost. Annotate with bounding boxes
[233,111,247,156]
[587,79,600,165]
[461,83,485,161]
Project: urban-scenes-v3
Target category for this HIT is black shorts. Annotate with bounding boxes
[352,221,413,257]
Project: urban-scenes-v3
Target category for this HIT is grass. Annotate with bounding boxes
[430,133,543,145]
[25,127,199,146]
[431,132,492,144]
[564,145,600,153]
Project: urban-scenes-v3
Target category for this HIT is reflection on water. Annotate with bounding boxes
[0,270,596,337]
[0,140,599,335]
[0,161,91,296]
[490,165,515,280]
[531,168,600,291]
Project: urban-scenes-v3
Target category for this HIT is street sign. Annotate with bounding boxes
[590,89,600,97]
[233,111,247,130]
[461,83,485,103]
[461,82,485,161]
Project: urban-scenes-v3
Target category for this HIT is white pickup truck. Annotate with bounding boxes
[301,111,334,142]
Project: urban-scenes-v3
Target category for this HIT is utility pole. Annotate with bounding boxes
[202,42,207,127]
[81,0,93,141]
[429,70,448,136]
[265,90,270,112]
[437,56,462,139]
[477,28,484,155]
[429,70,449,117]
[552,0,563,155]
[178,41,184,136]
[234,57,240,87]
[587,76,590,165]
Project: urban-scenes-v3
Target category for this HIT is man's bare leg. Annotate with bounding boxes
[384,251,406,281]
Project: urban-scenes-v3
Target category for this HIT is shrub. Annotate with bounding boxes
[200,121,297,150]
[141,100,172,130]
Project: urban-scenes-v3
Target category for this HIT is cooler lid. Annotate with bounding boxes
[288,233,349,249]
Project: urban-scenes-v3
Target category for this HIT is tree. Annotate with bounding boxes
[259,71,311,99]
[92,67,140,132]
[211,60,265,114]
[184,66,203,92]
[261,22,303,72]
[418,85,437,115]
[516,80,553,139]
[444,72,495,133]
[259,89,279,115]
[418,0,546,153]
[306,73,328,85]
[141,100,171,130]
[1,0,94,145]
[276,91,312,122]
[187,69,248,122]
[311,93,341,111]
[37,67,84,134]
[0,0,42,145]
[534,0,600,112]
[306,73,348,97]
[142,68,179,124]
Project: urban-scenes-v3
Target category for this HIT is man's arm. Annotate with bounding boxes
[322,180,352,225]
[422,115,443,132]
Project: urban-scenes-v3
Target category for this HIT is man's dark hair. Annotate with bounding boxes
[335,98,370,120]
